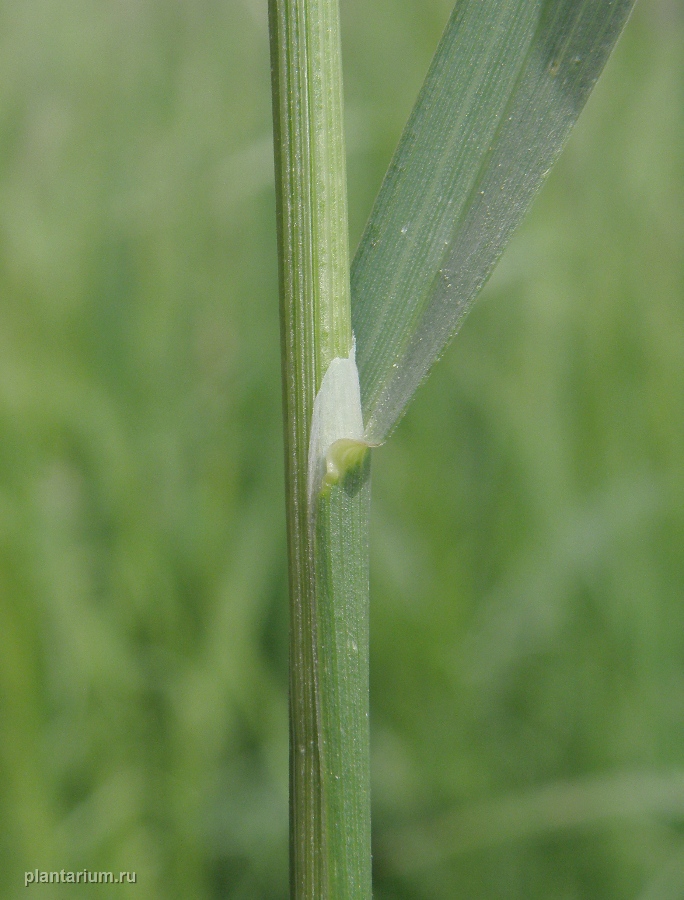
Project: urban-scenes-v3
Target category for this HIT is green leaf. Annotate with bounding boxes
[351,0,636,443]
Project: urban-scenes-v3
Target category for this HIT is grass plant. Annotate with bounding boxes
[269,0,636,896]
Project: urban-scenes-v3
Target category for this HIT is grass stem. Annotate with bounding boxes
[268,0,371,895]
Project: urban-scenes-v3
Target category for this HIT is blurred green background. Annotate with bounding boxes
[0,0,682,896]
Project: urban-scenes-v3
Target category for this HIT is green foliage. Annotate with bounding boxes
[352,0,634,442]
[0,0,682,898]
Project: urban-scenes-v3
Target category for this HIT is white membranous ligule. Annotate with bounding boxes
[307,339,372,510]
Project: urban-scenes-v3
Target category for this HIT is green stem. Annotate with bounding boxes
[315,460,372,897]
[268,0,371,897]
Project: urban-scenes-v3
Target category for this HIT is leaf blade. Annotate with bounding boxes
[352,0,636,443]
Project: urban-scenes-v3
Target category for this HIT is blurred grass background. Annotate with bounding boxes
[0,0,682,896]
